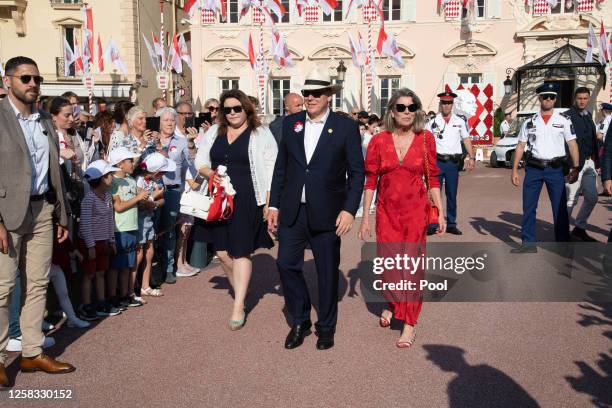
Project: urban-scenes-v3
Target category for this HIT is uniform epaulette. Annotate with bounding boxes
[457,114,467,123]
[559,111,571,120]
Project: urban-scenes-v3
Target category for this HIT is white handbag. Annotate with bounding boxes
[179,165,235,221]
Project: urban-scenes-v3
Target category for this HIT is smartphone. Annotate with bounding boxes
[86,121,95,129]
[145,116,160,132]
[184,116,195,129]
[195,112,212,128]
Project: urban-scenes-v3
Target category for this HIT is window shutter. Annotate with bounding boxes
[402,0,416,22]
[486,0,502,19]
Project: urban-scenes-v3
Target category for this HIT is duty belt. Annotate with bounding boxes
[526,156,567,169]
[436,154,462,163]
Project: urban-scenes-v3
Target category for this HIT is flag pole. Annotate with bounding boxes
[160,0,167,101]
[366,5,374,114]
[257,1,266,115]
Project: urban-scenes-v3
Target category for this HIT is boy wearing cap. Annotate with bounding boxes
[78,160,122,320]
[108,148,149,309]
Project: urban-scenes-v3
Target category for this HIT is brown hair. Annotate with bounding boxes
[383,88,427,133]
[218,89,261,136]
[94,110,115,152]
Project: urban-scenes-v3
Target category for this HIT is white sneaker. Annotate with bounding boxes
[67,317,91,328]
[176,266,198,277]
[6,336,55,352]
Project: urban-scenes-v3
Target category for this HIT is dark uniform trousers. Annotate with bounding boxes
[437,159,460,228]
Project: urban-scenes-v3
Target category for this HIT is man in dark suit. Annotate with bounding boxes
[602,123,612,242]
[565,87,599,242]
[0,57,75,388]
[269,92,304,145]
[268,68,365,351]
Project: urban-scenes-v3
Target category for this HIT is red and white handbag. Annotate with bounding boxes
[180,166,235,222]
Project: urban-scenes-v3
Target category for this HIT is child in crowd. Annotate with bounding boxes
[50,225,90,328]
[78,160,122,320]
[135,153,175,297]
[108,148,149,309]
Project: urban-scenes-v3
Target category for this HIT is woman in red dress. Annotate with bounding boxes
[358,88,446,348]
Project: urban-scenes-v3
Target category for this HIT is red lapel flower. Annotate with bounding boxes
[293,121,304,133]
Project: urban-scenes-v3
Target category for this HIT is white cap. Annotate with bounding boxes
[140,152,177,173]
[107,147,141,166]
[84,160,119,180]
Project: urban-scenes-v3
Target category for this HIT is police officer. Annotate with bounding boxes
[426,91,475,235]
[500,112,512,137]
[510,83,580,253]
[597,102,611,142]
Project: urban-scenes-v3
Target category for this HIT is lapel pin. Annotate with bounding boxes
[328,128,333,134]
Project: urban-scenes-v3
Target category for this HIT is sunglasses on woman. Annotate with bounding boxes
[207,106,219,112]
[394,103,419,113]
[223,105,244,115]
[7,74,44,85]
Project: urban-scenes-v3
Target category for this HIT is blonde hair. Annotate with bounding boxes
[383,88,427,133]
[127,105,147,126]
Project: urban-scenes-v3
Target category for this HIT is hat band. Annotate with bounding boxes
[304,79,331,87]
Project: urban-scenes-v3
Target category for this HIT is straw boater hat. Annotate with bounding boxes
[302,68,342,93]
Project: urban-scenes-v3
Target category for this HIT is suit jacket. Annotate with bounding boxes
[566,107,599,169]
[269,115,284,145]
[270,110,365,231]
[602,124,612,183]
[0,97,69,230]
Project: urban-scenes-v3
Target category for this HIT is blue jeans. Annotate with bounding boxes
[8,269,22,339]
[160,187,182,275]
[521,165,570,244]
[437,159,460,228]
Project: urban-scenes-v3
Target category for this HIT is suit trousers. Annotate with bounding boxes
[0,200,54,364]
[277,204,340,333]
[566,159,598,230]
[437,160,460,228]
[521,165,570,244]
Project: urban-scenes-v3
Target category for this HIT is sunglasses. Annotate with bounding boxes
[208,106,219,112]
[301,90,324,98]
[540,94,556,101]
[8,74,44,85]
[222,105,243,115]
[395,103,419,113]
[440,101,454,105]
[177,111,194,116]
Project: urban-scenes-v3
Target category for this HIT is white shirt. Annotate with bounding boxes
[174,127,186,139]
[302,109,330,203]
[518,111,576,160]
[500,120,511,136]
[425,113,470,155]
[9,97,49,195]
[598,115,610,142]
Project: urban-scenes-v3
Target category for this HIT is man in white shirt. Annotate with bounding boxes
[500,112,512,137]
[268,68,364,351]
[426,91,476,235]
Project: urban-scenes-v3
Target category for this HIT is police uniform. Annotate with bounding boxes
[500,118,511,136]
[425,92,471,233]
[518,83,576,246]
[597,103,612,142]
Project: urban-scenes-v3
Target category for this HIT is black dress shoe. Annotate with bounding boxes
[284,321,312,349]
[446,226,463,235]
[570,227,598,242]
[316,331,334,350]
[510,245,537,254]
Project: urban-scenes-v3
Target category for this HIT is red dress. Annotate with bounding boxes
[364,130,440,325]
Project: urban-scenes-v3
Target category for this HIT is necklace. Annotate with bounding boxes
[392,131,414,165]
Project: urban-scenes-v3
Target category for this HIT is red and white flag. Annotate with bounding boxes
[169,33,183,74]
[376,26,404,69]
[81,5,94,65]
[203,0,227,20]
[152,32,165,69]
[184,0,200,17]
[104,39,128,75]
[267,0,286,21]
[63,37,76,77]
[320,0,339,15]
[348,31,363,68]
[73,36,84,76]
[346,0,369,18]
[142,33,159,71]
[586,23,596,63]
[178,33,192,69]
[565,0,573,9]
[248,33,257,70]
[97,34,104,73]
[271,27,292,67]
[598,20,609,64]
[295,0,308,16]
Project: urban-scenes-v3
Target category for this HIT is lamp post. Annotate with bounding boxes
[504,68,516,97]
[336,60,347,82]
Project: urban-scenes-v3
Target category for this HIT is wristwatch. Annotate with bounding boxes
[467,156,476,161]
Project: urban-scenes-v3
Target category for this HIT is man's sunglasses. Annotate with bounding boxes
[395,103,419,113]
[208,106,219,112]
[301,89,324,98]
[223,105,243,115]
[7,75,44,85]
[440,101,454,105]
[540,94,556,101]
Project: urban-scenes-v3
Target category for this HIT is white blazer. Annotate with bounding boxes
[195,125,278,206]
